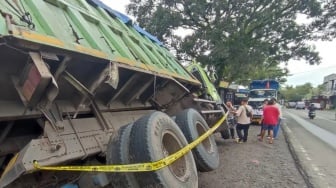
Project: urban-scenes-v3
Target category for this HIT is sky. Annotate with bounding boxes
[283,40,336,87]
[102,0,336,87]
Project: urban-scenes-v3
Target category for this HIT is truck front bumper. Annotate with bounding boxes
[251,115,262,125]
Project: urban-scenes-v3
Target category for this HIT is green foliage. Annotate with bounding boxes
[127,0,324,83]
[281,83,316,101]
[310,0,336,39]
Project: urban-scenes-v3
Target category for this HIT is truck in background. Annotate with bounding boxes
[248,80,280,124]
[217,84,249,106]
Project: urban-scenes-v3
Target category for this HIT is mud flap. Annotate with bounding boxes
[0,152,26,188]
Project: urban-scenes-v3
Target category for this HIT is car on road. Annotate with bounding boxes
[310,103,321,110]
[295,101,305,109]
[287,102,296,108]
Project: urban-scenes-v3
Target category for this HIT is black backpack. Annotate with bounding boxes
[244,106,252,117]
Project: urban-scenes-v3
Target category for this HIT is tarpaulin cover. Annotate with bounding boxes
[87,0,163,46]
[249,80,279,90]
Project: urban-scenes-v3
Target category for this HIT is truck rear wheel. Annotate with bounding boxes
[220,128,230,139]
[106,123,139,188]
[216,105,230,139]
[175,109,219,172]
[129,111,198,188]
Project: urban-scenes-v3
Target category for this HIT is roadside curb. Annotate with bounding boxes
[281,122,314,188]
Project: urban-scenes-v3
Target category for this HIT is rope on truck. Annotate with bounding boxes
[33,112,228,172]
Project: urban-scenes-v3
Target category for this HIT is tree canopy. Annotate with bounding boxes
[127,0,327,83]
[280,83,324,102]
[281,83,314,102]
[311,0,336,39]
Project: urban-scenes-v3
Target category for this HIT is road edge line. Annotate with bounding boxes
[281,122,314,188]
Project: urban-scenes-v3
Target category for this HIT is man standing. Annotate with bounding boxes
[257,98,269,138]
[235,98,253,143]
[259,98,280,144]
[272,98,282,138]
[225,101,236,139]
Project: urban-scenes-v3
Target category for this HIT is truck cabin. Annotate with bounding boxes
[249,89,277,99]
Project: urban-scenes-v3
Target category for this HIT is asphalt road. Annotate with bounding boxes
[282,109,336,188]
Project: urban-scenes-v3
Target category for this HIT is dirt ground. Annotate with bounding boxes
[198,125,307,188]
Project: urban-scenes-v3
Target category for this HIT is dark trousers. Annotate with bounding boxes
[229,128,235,138]
[228,118,235,138]
[236,123,250,142]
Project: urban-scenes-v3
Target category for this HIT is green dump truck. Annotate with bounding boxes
[0,1,228,187]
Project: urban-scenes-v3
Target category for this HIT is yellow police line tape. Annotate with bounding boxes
[33,112,228,172]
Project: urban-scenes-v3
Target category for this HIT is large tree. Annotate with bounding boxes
[127,0,325,83]
[312,0,336,41]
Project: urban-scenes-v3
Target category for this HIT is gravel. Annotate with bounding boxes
[199,125,307,188]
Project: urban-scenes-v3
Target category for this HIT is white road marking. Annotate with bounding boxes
[317,116,336,124]
[286,126,314,161]
[284,116,333,187]
[286,112,336,150]
[285,124,327,182]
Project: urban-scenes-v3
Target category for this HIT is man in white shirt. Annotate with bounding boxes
[234,98,253,143]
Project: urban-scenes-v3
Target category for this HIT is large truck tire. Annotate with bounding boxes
[106,123,139,188]
[220,128,230,139]
[218,105,230,139]
[129,111,198,188]
[219,119,230,139]
[175,108,220,172]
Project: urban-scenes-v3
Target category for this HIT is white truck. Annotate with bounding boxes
[248,80,280,124]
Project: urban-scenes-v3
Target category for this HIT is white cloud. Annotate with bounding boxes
[100,0,129,14]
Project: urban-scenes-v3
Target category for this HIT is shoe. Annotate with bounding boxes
[236,138,243,143]
[266,136,271,140]
[269,138,273,144]
[258,137,263,142]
